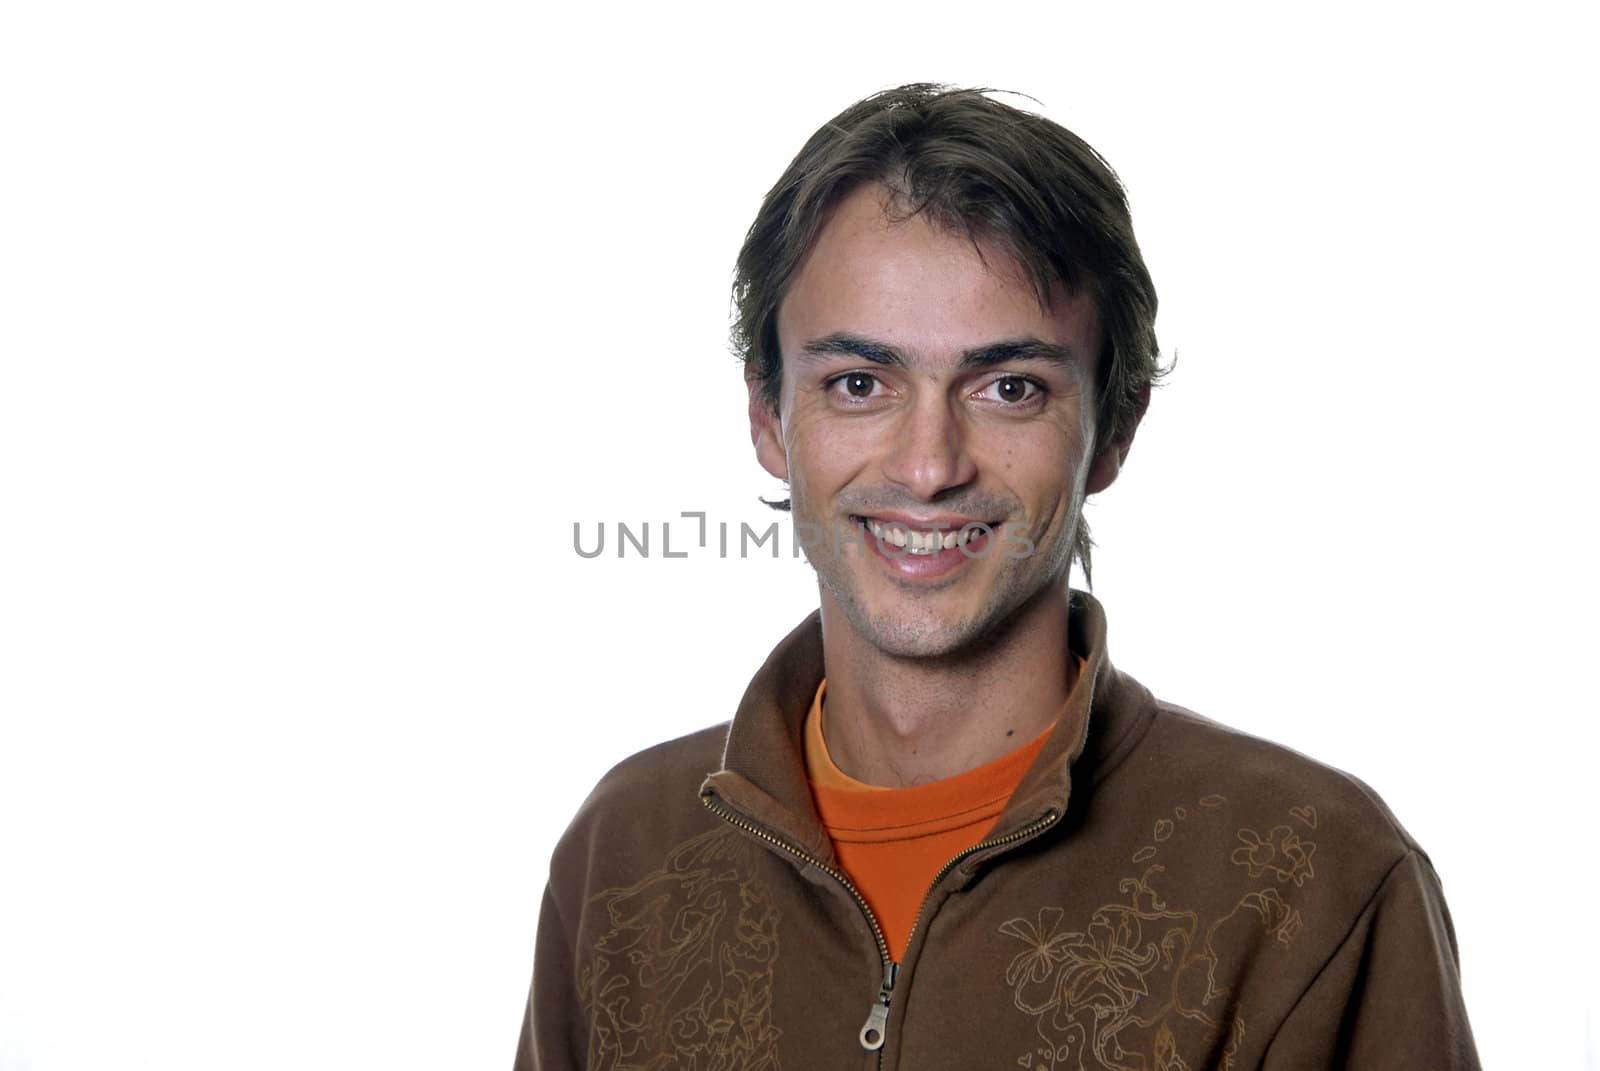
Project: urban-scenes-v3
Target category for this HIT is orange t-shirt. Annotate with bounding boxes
[803,672,1076,962]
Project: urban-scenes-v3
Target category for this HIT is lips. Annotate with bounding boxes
[851,515,1000,557]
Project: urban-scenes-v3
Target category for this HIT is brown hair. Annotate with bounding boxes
[731,83,1167,581]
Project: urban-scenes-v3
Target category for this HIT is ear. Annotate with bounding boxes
[1084,383,1150,495]
[747,376,789,482]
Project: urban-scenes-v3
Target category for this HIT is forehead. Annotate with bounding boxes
[776,183,1099,363]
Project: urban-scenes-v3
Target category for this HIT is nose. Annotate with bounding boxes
[880,389,978,500]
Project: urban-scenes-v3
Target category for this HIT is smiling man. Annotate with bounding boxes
[516,85,1480,1069]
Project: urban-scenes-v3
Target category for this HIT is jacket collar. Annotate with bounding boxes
[700,588,1155,865]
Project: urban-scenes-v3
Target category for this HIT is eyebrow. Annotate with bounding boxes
[796,332,1082,370]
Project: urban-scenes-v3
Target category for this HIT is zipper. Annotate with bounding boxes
[702,787,1059,1062]
[898,808,1061,961]
[700,788,896,1053]
[859,960,897,1049]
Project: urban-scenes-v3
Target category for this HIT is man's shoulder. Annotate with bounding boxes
[1099,690,1430,885]
[574,721,731,818]
[544,722,733,892]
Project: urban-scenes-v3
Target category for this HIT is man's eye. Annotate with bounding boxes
[977,375,1043,405]
[829,371,885,401]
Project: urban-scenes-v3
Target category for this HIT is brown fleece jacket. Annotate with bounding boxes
[515,590,1480,1069]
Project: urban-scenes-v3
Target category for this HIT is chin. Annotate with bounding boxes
[854,613,985,660]
[828,581,1025,661]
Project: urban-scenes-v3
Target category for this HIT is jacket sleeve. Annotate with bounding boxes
[1262,849,1481,1069]
[514,883,584,1071]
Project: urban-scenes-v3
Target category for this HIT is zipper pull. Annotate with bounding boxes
[858,961,899,1051]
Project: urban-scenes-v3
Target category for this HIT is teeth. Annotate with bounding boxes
[863,519,986,556]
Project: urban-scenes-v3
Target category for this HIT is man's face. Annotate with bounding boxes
[749,183,1129,659]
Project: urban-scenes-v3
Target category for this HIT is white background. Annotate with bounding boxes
[2,2,1596,1068]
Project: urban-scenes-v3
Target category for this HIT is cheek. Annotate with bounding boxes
[784,415,868,498]
[979,429,1092,533]
[986,424,1083,485]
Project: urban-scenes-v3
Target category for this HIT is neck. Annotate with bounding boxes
[818,584,1078,787]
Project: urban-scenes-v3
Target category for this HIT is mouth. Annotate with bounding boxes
[850,515,1002,557]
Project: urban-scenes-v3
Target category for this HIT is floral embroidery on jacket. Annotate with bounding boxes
[1001,797,1316,1070]
[1231,825,1316,887]
[579,828,781,1071]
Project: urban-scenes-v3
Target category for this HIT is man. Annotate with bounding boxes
[516,84,1479,1069]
